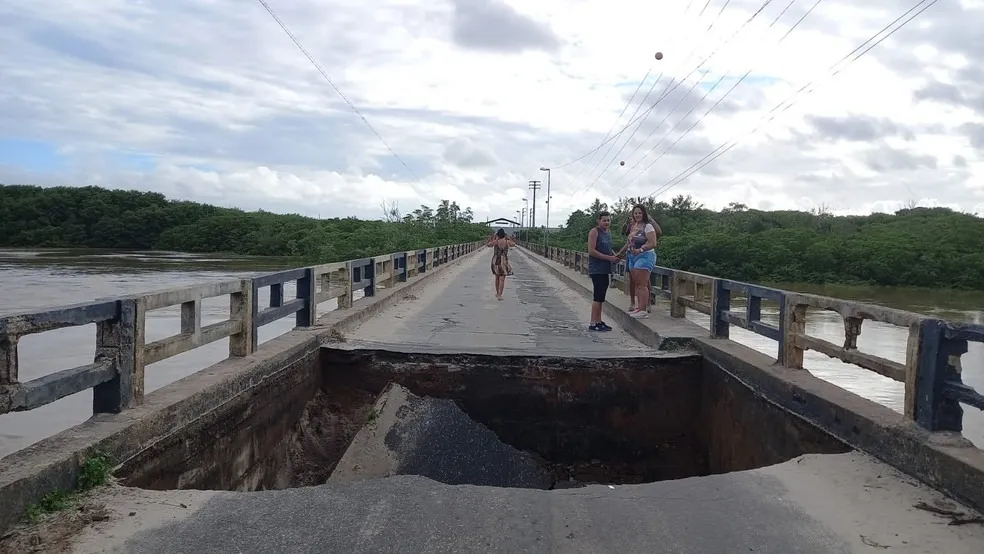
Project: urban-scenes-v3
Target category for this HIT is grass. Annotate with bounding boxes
[24,449,114,523]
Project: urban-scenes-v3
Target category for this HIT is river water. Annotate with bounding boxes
[0,249,981,459]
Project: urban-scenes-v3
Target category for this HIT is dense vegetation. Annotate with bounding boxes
[520,195,984,290]
[0,185,490,262]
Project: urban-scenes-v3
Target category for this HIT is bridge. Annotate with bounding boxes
[1,241,983,552]
[485,217,521,227]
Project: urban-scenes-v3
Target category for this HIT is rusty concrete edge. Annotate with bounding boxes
[0,249,482,533]
[519,247,984,513]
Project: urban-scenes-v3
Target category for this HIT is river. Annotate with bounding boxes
[0,249,981,459]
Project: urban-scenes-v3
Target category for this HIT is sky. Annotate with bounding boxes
[1,0,983,225]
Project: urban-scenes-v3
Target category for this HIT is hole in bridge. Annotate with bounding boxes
[117,348,849,492]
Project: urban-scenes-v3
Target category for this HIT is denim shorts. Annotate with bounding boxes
[629,250,656,272]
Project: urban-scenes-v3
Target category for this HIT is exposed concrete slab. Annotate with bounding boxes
[328,383,553,489]
[346,247,663,358]
[64,452,984,553]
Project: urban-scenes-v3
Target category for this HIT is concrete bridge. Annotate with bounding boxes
[1,241,983,553]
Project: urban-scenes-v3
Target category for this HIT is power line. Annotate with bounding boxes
[548,0,714,176]
[551,65,655,171]
[549,1,701,172]
[570,0,705,190]
[569,0,784,199]
[608,0,810,194]
[254,0,421,181]
[577,0,739,193]
[639,0,940,201]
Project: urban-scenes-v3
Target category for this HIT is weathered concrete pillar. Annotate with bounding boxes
[229,279,253,356]
[385,254,396,288]
[338,263,354,309]
[781,297,806,369]
[131,298,147,404]
[93,299,135,413]
[710,279,730,339]
[0,335,17,386]
[903,322,921,419]
[297,268,316,327]
[669,271,685,318]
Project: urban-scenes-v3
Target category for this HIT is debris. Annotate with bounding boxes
[328,383,553,489]
[860,535,889,548]
[913,501,984,526]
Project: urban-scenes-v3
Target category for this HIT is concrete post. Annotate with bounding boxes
[229,279,253,356]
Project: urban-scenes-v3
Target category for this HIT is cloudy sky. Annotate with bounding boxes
[1,0,982,224]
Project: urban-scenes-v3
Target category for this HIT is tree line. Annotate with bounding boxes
[519,195,984,290]
[0,185,491,263]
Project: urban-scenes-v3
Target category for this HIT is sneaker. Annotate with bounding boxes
[630,310,649,319]
[588,323,603,331]
[598,322,613,331]
[628,304,636,312]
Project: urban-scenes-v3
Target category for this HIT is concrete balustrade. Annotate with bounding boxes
[521,241,984,436]
[0,241,484,417]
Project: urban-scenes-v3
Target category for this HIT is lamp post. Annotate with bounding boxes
[539,167,551,248]
[522,199,528,238]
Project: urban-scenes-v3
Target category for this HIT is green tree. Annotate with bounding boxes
[0,185,491,264]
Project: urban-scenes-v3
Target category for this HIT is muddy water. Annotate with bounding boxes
[1,249,982,458]
[0,249,368,458]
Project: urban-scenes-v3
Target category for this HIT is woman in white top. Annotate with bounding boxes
[619,204,661,319]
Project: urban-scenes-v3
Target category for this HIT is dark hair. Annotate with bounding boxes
[631,204,650,224]
[597,211,611,220]
[496,228,506,238]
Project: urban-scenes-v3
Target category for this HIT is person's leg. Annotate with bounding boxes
[627,269,636,310]
[626,254,636,310]
[631,254,655,318]
[497,275,506,298]
[589,274,605,328]
[595,274,612,330]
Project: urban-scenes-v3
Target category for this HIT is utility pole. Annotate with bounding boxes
[539,167,551,249]
[528,180,541,231]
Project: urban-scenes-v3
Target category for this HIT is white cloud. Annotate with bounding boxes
[0,0,981,226]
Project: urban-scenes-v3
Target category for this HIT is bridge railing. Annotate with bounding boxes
[524,242,984,435]
[0,240,483,417]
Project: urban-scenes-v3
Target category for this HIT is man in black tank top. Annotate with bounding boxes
[586,212,620,331]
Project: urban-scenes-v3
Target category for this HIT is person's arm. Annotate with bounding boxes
[615,240,628,257]
[633,223,659,255]
[486,235,495,247]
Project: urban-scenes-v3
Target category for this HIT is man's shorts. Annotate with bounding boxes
[629,250,657,272]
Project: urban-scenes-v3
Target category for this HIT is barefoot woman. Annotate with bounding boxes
[487,228,515,300]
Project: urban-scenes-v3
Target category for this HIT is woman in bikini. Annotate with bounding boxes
[487,228,515,300]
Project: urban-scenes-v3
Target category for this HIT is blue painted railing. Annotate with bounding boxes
[0,241,482,418]
[525,242,984,436]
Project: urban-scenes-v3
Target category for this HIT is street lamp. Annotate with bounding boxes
[539,167,551,248]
